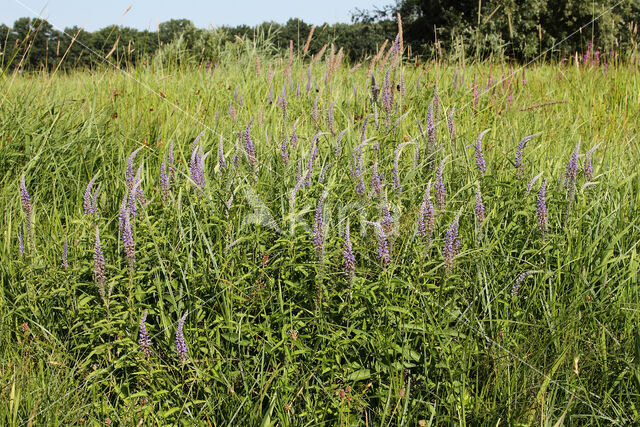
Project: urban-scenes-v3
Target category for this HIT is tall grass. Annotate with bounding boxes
[1,42,639,425]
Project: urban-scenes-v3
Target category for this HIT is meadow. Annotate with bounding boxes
[1,39,640,425]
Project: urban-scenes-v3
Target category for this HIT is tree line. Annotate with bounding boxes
[1,0,638,71]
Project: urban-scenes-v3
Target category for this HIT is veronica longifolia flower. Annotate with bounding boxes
[475,129,489,174]
[343,221,356,277]
[94,227,106,299]
[138,311,152,357]
[475,182,485,224]
[564,142,580,195]
[511,270,538,296]
[243,121,257,169]
[20,174,32,219]
[376,223,390,267]
[443,212,461,274]
[61,238,68,269]
[313,193,326,258]
[417,182,435,240]
[175,313,189,363]
[537,179,548,235]
[514,134,538,178]
[126,147,143,190]
[83,175,99,216]
[435,156,449,210]
[584,144,598,181]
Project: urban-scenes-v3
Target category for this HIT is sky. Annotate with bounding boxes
[2,0,385,31]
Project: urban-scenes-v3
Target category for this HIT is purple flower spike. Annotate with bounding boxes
[447,107,456,149]
[426,102,435,145]
[475,182,485,224]
[370,74,379,102]
[139,311,152,357]
[313,193,325,258]
[376,223,390,267]
[218,137,227,172]
[279,86,287,119]
[122,209,135,269]
[335,128,347,156]
[281,135,289,164]
[61,238,68,269]
[94,227,106,299]
[327,101,335,135]
[443,212,461,274]
[20,174,32,218]
[537,179,548,235]
[319,163,331,185]
[371,160,383,195]
[312,95,319,126]
[83,175,98,216]
[526,172,544,196]
[381,192,393,234]
[126,147,143,190]
[417,182,435,240]
[343,221,356,280]
[175,313,189,363]
[584,145,598,181]
[290,120,299,149]
[435,157,448,210]
[244,121,257,169]
[514,134,538,179]
[512,270,538,296]
[160,156,170,203]
[564,142,580,199]
[475,129,489,174]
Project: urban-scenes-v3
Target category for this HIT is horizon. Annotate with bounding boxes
[3,0,383,32]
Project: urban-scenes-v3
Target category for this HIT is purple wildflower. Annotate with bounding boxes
[128,182,138,218]
[443,212,461,274]
[218,137,227,171]
[319,163,331,185]
[435,157,448,210]
[565,142,580,199]
[327,101,335,135]
[189,132,206,188]
[290,120,299,149]
[381,192,393,234]
[426,102,436,147]
[417,182,435,240]
[360,115,370,142]
[584,145,597,181]
[512,270,538,296]
[61,238,68,269]
[244,121,257,169]
[343,221,356,278]
[94,227,106,299]
[126,147,143,190]
[335,128,347,156]
[475,130,489,174]
[281,135,289,164]
[475,183,485,224]
[447,107,456,149]
[83,176,98,216]
[20,174,32,219]
[279,86,287,119]
[514,134,538,178]
[433,83,440,119]
[537,179,548,235]
[376,223,390,267]
[122,209,135,269]
[312,95,319,126]
[160,156,170,203]
[175,313,188,363]
[138,312,152,357]
[526,172,544,196]
[370,74,379,102]
[313,193,325,258]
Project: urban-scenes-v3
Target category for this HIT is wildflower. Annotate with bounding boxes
[537,179,548,235]
[526,172,544,196]
[435,157,448,210]
[175,313,188,363]
[443,212,461,274]
[343,221,356,277]
[512,271,538,296]
[281,135,289,164]
[319,163,331,185]
[218,137,227,171]
[417,182,435,240]
[83,176,98,216]
[138,312,152,357]
[584,145,598,181]
[335,128,347,156]
[376,223,390,267]
[381,192,393,234]
[371,160,383,194]
[20,174,32,219]
[61,238,68,269]
[160,156,169,202]
[244,121,257,169]
[475,182,485,224]
[475,129,489,174]
[514,134,538,178]
[312,95,319,126]
[447,107,456,149]
[564,142,580,200]
[313,193,325,258]
[122,209,135,269]
[327,101,335,135]
[290,120,299,149]
[94,227,106,299]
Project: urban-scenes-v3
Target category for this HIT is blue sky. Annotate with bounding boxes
[3,0,384,31]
